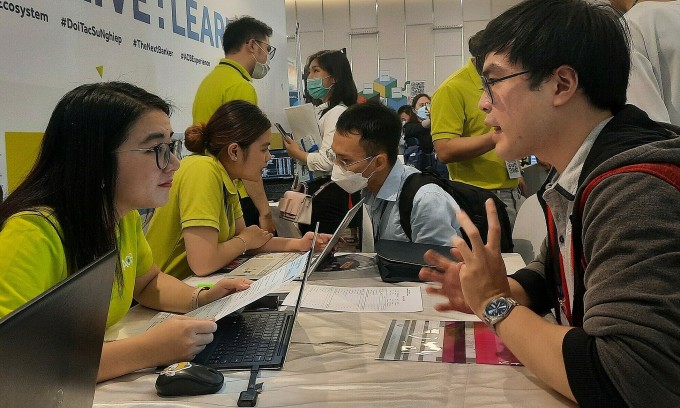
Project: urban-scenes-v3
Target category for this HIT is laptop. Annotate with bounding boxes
[191,227,319,370]
[263,148,295,201]
[0,250,117,408]
[225,198,365,279]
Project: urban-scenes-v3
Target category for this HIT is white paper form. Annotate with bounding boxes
[144,252,309,331]
[282,285,423,312]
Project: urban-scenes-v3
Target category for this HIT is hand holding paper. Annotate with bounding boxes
[144,252,310,331]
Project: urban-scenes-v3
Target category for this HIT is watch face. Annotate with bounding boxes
[485,298,509,317]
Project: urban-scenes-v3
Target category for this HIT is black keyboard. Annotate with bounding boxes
[203,311,288,367]
[264,181,291,201]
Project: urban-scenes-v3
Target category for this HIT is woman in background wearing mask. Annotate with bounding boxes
[283,50,361,234]
[404,93,448,177]
[397,105,420,150]
[407,93,434,155]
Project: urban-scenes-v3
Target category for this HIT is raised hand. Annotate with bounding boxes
[450,199,511,317]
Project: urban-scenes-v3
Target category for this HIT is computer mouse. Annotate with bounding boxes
[155,362,224,397]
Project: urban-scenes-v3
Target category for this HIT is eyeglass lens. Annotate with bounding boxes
[155,141,182,170]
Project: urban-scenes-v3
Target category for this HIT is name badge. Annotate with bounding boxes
[505,160,522,179]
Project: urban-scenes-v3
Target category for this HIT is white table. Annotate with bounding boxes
[94,253,575,408]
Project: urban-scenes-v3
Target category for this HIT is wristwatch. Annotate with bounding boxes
[482,296,519,333]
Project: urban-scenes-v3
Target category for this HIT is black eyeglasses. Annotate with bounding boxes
[117,140,182,170]
[480,70,529,104]
[254,39,276,59]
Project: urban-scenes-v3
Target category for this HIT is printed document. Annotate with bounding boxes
[282,285,423,312]
[284,103,322,151]
[144,252,309,331]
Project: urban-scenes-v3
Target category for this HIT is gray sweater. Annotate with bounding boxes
[512,106,680,407]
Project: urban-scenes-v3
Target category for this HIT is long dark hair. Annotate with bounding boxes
[184,100,271,161]
[0,82,171,290]
[307,50,358,116]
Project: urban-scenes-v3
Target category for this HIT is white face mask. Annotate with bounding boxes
[331,157,376,194]
[251,53,270,79]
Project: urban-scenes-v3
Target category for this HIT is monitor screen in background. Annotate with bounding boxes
[262,149,295,180]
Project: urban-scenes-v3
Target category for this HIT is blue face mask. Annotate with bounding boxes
[307,76,332,100]
[416,104,430,120]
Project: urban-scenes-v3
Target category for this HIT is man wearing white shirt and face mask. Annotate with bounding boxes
[330,102,461,246]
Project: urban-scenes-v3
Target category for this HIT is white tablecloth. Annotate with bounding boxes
[94,254,575,408]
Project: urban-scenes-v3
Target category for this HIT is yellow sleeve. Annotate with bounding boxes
[431,82,466,141]
[176,160,224,230]
[0,213,67,318]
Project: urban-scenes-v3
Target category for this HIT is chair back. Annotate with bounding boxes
[512,194,547,263]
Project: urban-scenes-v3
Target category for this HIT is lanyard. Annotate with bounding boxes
[219,61,249,81]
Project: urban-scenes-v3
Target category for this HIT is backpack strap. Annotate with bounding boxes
[398,171,445,241]
[570,162,680,326]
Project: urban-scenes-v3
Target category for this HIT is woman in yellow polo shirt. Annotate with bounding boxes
[146,100,327,279]
[0,82,253,382]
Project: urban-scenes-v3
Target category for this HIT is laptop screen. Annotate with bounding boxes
[310,198,365,272]
[262,149,294,181]
[0,250,117,408]
[291,223,318,320]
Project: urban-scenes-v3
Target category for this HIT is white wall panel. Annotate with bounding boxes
[462,0,491,21]
[300,31,325,65]
[406,24,434,95]
[379,58,407,91]
[350,33,379,87]
[492,0,521,18]
[325,33,352,53]
[404,0,433,26]
[377,0,406,59]
[285,0,297,37]
[434,27,462,57]
[323,0,351,51]
[296,0,324,32]
[434,0,463,27]
[463,20,488,58]
[350,0,378,29]
[435,55,463,90]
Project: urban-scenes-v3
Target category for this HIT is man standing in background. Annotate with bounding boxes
[193,16,277,232]
[610,0,680,125]
[430,33,522,227]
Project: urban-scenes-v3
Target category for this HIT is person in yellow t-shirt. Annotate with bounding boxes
[193,16,277,234]
[0,82,253,382]
[430,33,522,227]
[147,100,330,280]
